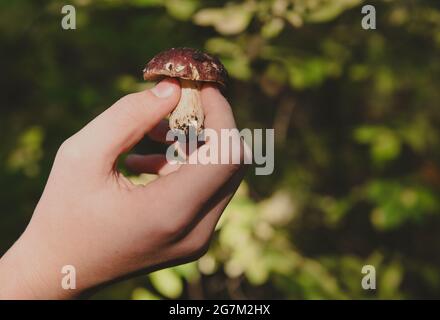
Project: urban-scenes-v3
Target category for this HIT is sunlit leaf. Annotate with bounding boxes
[285,11,303,27]
[149,269,183,299]
[132,287,161,300]
[354,126,402,165]
[304,0,361,23]
[165,0,199,21]
[367,180,439,230]
[261,18,285,39]
[173,262,199,282]
[129,0,163,6]
[7,126,44,177]
[193,3,254,35]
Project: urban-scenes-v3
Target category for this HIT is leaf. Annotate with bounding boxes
[287,58,330,89]
[132,288,161,300]
[261,18,285,38]
[354,126,402,165]
[7,126,44,177]
[245,260,269,285]
[173,262,200,282]
[367,180,440,230]
[129,0,163,6]
[285,11,303,27]
[165,0,199,21]
[204,38,251,80]
[198,254,218,275]
[205,38,242,56]
[149,269,183,299]
[304,0,361,23]
[379,262,404,298]
[221,56,252,80]
[354,126,379,143]
[370,131,401,164]
[193,3,254,35]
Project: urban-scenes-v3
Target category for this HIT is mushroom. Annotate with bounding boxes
[143,47,227,135]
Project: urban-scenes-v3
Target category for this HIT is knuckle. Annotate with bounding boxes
[56,137,83,163]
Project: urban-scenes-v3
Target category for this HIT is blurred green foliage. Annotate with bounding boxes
[1,0,440,299]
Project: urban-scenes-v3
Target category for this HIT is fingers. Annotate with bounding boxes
[170,83,243,191]
[172,168,246,258]
[201,84,237,133]
[135,83,244,224]
[125,154,180,176]
[146,84,236,144]
[67,79,181,172]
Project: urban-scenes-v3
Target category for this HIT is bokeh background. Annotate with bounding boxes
[1,0,440,299]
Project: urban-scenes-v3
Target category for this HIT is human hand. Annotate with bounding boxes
[0,79,245,299]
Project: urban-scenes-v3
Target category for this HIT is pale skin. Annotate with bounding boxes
[0,79,245,299]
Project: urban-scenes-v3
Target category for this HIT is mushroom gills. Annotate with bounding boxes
[169,79,204,135]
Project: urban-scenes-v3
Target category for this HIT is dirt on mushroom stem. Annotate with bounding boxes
[169,79,204,135]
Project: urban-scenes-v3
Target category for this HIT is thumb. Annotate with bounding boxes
[72,78,180,167]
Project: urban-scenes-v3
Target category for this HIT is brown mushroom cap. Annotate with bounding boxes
[143,47,228,86]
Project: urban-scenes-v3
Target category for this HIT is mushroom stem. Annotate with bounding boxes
[169,79,204,135]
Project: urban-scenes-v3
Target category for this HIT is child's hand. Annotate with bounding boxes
[0,79,245,299]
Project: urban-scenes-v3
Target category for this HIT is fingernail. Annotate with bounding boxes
[151,80,175,98]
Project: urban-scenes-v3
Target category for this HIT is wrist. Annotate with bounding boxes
[0,238,47,299]
[0,232,83,300]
